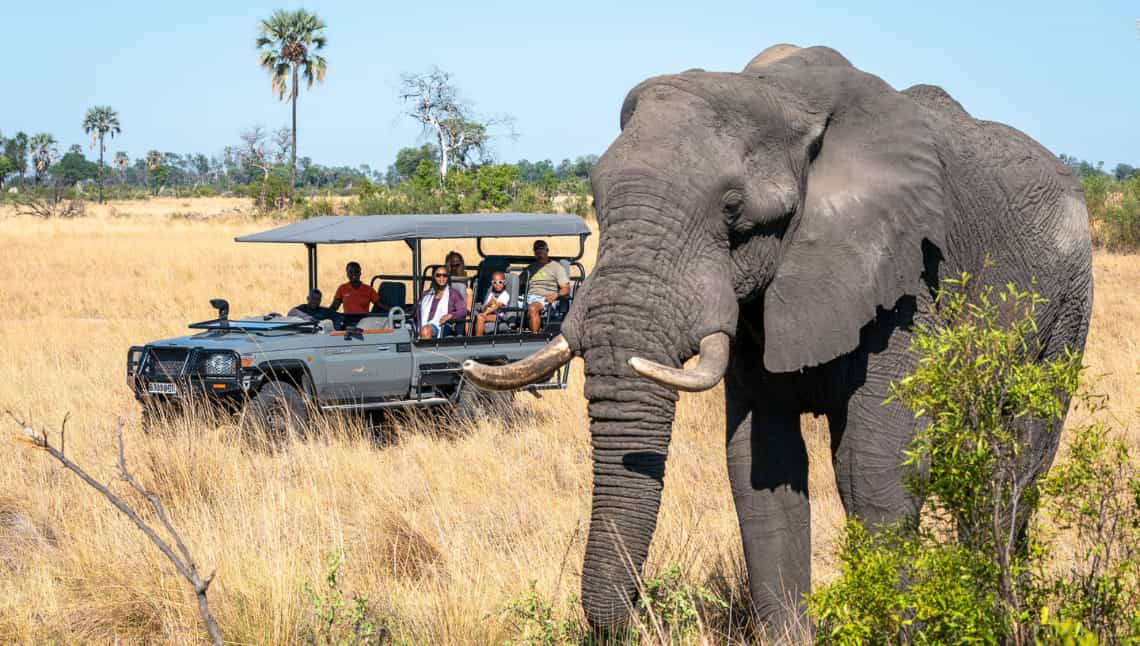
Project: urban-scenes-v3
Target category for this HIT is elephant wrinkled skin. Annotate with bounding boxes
[468,44,1094,634]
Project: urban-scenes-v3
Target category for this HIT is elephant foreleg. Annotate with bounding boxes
[726,380,810,631]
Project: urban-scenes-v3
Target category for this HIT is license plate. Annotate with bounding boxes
[147,382,178,395]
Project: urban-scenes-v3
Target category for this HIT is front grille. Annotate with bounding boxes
[144,348,189,378]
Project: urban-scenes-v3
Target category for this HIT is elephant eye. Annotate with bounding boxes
[722,190,745,220]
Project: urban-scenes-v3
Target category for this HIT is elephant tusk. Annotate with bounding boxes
[628,332,730,392]
[463,335,573,391]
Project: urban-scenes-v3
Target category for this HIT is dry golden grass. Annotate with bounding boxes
[0,200,1135,643]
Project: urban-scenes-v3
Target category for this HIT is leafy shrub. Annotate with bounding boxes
[499,564,729,645]
[637,563,729,642]
[510,184,554,213]
[302,551,392,645]
[500,583,583,646]
[1039,417,1140,642]
[810,521,1005,644]
[809,275,1095,644]
[1081,174,1140,251]
[475,164,521,209]
[559,192,593,220]
[294,198,339,219]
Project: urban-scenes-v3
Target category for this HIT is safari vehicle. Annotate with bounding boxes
[126,213,590,434]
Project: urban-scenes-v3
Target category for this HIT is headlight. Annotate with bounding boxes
[202,353,238,377]
[127,346,145,379]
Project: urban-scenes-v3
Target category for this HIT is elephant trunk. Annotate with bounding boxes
[557,194,737,627]
[578,345,679,628]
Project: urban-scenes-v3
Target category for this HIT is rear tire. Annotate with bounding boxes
[455,384,514,423]
[245,381,309,444]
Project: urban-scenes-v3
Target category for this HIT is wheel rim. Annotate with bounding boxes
[265,399,291,434]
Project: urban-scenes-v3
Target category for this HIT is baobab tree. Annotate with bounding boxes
[256,8,327,203]
[233,126,274,210]
[82,106,122,203]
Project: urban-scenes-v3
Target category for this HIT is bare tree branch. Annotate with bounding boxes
[6,410,223,646]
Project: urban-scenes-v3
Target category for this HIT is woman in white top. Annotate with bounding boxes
[474,271,512,336]
[415,267,468,339]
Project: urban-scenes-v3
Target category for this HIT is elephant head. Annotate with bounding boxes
[465,44,947,627]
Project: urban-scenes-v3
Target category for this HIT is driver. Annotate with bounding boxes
[288,288,340,326]
[330,261,379,314]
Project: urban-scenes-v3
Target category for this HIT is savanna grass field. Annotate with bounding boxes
[0,197,1137,643]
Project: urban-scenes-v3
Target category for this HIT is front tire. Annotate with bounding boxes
[245,381,309,443]
[140,400,177,434]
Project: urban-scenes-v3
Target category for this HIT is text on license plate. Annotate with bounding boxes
[147,382,177,395]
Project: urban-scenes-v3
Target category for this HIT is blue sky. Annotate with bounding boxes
[2,0,1136,170]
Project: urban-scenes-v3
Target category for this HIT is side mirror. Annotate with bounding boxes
[210,298,229,322]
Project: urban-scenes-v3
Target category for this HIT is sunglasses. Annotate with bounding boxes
[433,272,449,278]
[491,279,506,285]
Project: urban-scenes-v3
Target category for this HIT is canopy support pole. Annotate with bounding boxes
[306,243,318,292]
[410,239,422,298]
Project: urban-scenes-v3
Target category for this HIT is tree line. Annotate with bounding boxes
[0,8,597,217]
[1059,154,1140,250]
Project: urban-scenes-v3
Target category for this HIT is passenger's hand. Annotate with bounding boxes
[545,293,557,304]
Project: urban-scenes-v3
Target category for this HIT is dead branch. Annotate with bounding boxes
[6,410,222,646]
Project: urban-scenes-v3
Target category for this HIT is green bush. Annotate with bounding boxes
[809,521,1005,645]
[510,184,554,213]
[637,563,728,642]
[499,583,583,646]
[1039,418,1140,642]
[252,169,293,212]
[499,564,729,645]
[302,551,392,645]
[559,192,594,220]
[807,275,1117,642]
[1081,174,1140,250]
[294,197,339,219]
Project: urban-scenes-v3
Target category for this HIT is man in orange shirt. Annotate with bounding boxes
[329,261,379,314]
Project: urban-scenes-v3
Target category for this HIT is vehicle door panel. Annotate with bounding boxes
[321,329,412,402]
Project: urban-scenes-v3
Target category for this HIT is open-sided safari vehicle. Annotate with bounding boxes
[126,213,590,435]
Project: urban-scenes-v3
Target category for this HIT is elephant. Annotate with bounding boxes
[465,44,1094,633]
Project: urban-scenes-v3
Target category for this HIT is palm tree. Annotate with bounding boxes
[256,9,327,203]
[113,151,130,188]
[28,133,57,185]
[82,106,121,203]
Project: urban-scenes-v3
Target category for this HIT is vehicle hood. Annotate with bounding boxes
[145,329,314,355]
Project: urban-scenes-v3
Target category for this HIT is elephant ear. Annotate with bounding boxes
[762,81,946,373]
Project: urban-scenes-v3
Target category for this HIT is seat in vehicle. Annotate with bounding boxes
[473,255,512,306]
[376,281,407,312]
[480,272,522,335]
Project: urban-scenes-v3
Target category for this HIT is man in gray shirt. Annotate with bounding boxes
[522,239,569,333]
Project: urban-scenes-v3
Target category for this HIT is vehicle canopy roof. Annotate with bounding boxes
[235,213,590,245]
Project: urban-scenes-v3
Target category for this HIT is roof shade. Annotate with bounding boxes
[235,213,591,244]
